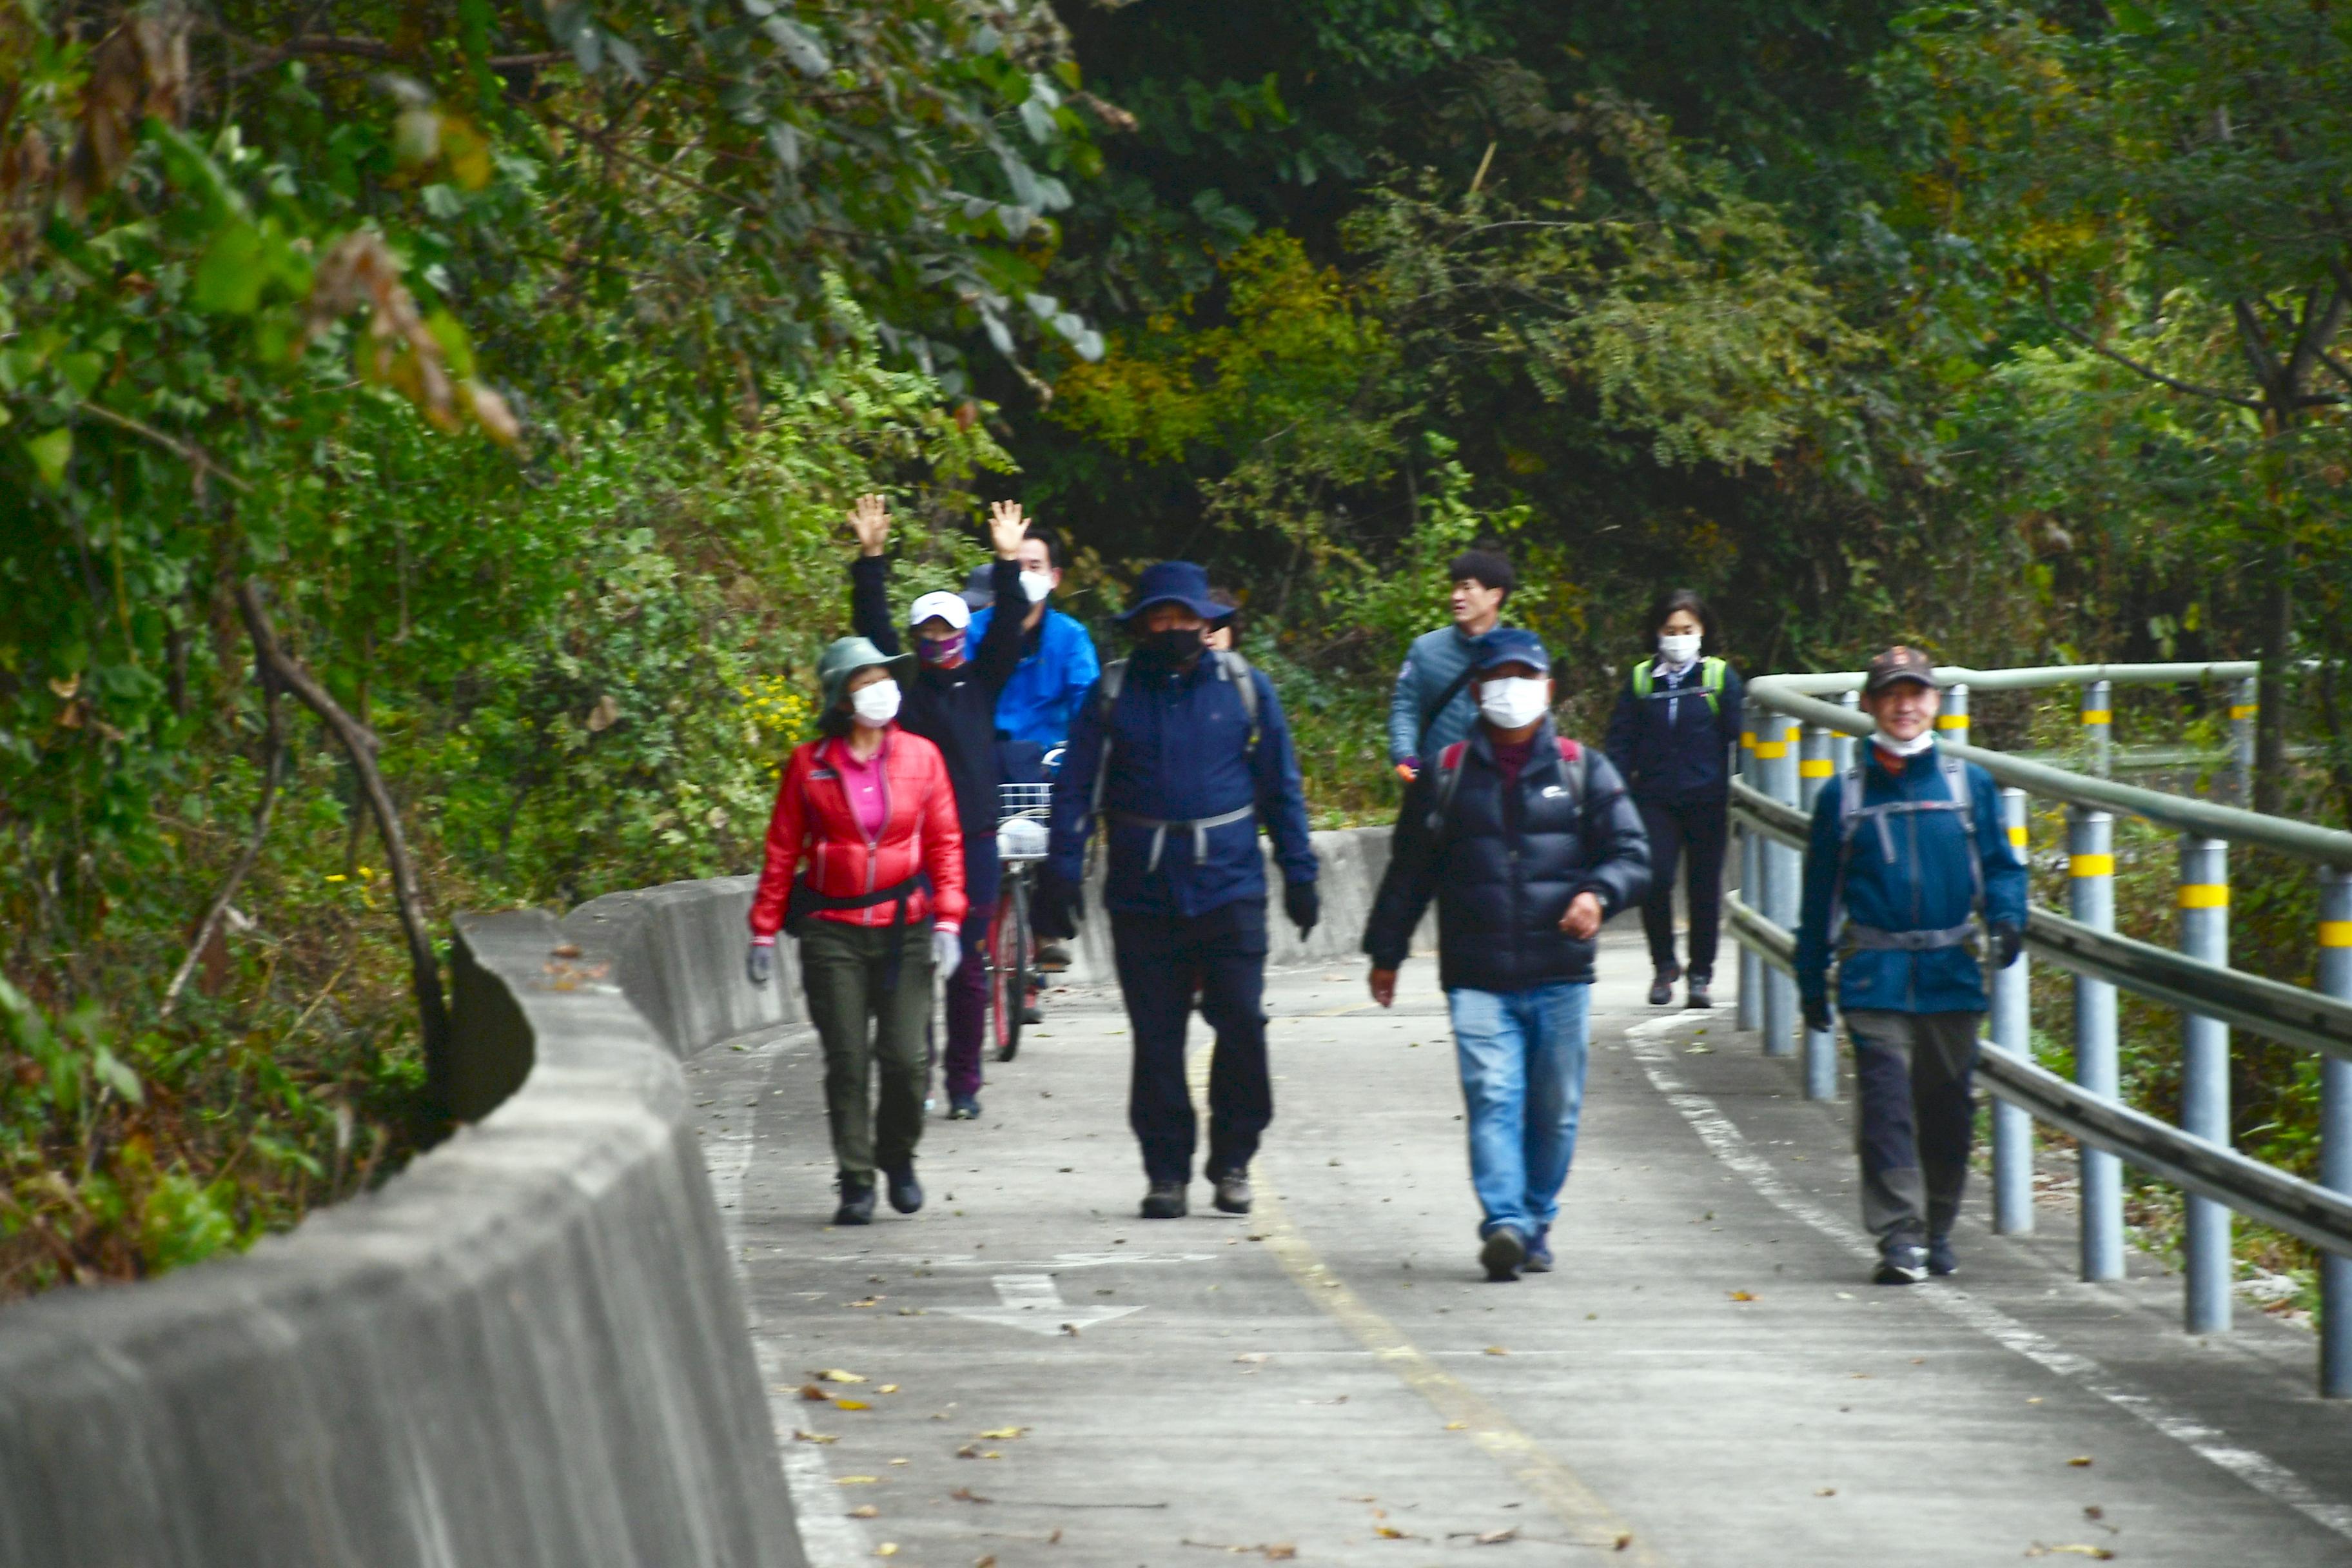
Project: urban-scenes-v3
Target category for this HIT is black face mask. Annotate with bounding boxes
[1135,625,1205,667]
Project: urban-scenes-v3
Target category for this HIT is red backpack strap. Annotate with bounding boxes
[1438,740,1470,770]
[1556,738,1580,763]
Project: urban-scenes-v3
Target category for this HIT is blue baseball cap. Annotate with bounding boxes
[1119,560,1224,623]
[1471,627,1551,674]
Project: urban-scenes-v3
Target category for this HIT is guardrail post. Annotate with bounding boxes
[1761,716,1800,1059]
[1738,701,1762,1033]
[1990,787,2034,1235]
[1938,681,1970,748]
[2231,677,2257,807]
[1834,690,1859,776]
[2071,807,2123,1280]
[1799,723,1837,1099]
[2322,870,2352,1396]
[2082,678,2113,778]
[2179,836,2231,1335]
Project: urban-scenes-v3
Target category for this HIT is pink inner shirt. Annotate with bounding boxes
[830,734,889,842]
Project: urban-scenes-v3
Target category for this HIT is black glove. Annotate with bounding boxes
[1284,879,1320,939]
[1032,870,1084,941]
[1992,921,2023,970]
[1803,997,1832,1035]
[745,941,774,987]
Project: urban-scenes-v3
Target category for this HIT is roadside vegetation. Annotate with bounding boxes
[3,1,2347,1297]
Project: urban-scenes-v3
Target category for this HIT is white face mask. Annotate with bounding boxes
[1019,569,1053,604]
[850,679,901,727]
[1872,728,1936,758]
[1478,676,1551,730]
[1658,632,1701,666]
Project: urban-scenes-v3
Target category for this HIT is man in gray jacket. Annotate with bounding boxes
[1386,549,1516,781]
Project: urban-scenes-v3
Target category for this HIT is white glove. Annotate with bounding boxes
[932,925,962,983]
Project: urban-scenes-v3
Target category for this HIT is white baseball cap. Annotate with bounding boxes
[908,590,971,631]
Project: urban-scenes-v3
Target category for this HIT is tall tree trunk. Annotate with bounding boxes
[2253,540,2293,818]
[235,581,451,1110]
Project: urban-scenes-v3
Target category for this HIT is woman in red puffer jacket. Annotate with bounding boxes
[747,636,966,1226]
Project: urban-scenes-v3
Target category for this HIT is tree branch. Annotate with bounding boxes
[2285,280,2352,398]
[235,580,451,1108]
[2032,275,2264,410]
[74,402,252,494]
[161,680,284,1017]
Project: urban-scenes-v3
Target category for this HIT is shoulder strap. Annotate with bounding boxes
[1701,656,1725,714]
[1558,736,1586,812]
[1215,649,1260,736]
[1424,740,1472,834]
[1631,663,1653,699]
[1942,748,1984,912]
[1090,660,1131,818]
[1418,659,1480,755]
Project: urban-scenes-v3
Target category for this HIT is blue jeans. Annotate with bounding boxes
[1447,982,1594,1240]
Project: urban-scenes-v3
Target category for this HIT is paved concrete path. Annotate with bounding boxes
[687,929,2352,1567]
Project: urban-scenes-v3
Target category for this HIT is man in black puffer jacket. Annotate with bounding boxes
[1363,629,1650,1281]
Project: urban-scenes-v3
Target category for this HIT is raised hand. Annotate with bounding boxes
[987,498,1027,560]
[849,493,891,557]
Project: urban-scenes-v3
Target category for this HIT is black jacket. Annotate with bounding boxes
[1603,658,1745,805]
[1363,722,1652,991]
[851,554,1025,910]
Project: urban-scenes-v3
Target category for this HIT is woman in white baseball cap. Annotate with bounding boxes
[846,494,1030,1120]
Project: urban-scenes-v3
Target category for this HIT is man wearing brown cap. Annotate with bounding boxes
[1795,647,2027,1284]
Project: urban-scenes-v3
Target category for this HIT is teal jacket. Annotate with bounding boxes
[1795,745,2028,1016]
[1386,624,1493,767]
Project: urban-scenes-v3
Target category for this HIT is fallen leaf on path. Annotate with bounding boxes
[2024,1547,2114,1560]
[977,1427,1028,1440]
[952,1487,992,1504]
[816,1369,867,1383]
[1374,1525,1416,1539]
[976,1558,997,1568]
[2066,1456,2094,1467]
[794,1430,838,1444]
[1614,1531,1634,1551]
[2083,1506,2104,1521]
[1478,1528,1516,1545]
[849,1297,883,1308]
[1728,1290,1756,1302]
[1234,1353,1269,1364]
[875,1545,898,1558]
[836,1400,872,1411]
[890,1458,908,1466]
[799,1385,832,1402]
[848,1505,879,1518]
[1483,1346,1509,1356]
[1444,1421,1469,1431]
[879,1384,901,1394]
[1815,1487,1836,1497]
[838,1476,880,1485]
[1050,1529,1064,1544]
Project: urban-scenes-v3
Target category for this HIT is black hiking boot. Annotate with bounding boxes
[1926,1235,1958,1277]
[884,1165,924,1215]
[834,1178,876,1227]
[1685,972,1713,1009]
[1481,1226,1527,1282]
[1141,1181,1188,1219]
[1210,1170,1253,1215]
[1648,963,1681,1006]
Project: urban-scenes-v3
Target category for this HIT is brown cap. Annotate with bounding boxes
[1863,645,1941,692]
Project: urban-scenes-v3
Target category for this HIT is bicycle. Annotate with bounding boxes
[989,780,1052,1062]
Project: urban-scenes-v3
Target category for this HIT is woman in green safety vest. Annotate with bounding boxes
[1603,589,1745,1008]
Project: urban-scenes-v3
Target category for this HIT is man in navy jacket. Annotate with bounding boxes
[1796,645,2028,1284]
[1038,562,1320,1220]
[1362,629,1651,1281]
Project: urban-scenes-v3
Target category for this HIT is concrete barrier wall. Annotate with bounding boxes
[0,823,1407,1568]
[0,911,800,1568]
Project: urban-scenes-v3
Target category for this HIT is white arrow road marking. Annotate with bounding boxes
[937,1273,1142,1336]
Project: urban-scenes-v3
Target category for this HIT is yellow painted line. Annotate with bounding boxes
[2230,705,2258,721]
[1185,1052,1657,1561]
[2081,709,2112,725]
[2007,827,2028,848]
[2070,854,2115,877]
[2177,885,2229,909]
[2322,921,2352,948]
[1799,760,1834,778]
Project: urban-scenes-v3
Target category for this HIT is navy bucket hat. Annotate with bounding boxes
[1119,560,1224,623]
[1471,627,1551,674]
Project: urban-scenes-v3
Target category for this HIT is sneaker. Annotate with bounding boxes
[1019,1001,1044,1026]
[1481,1226,1527,1282]
[833,1179,876,1227]
[1141,1181,1188,1220]
[1685,973,1712,1010]
[1874,1244,1929,1285]
[1647,972,1676,1006]
[1523,1228,1554,1274]
[884,1166,924,1215]
[1926,1235,1958,1277]
[946,1095,981,1121]
[1211,1170,1253,1215]
[1037,942,1073,972]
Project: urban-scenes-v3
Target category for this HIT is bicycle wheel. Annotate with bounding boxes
[987,897,1015,1057]
[995,870,1029,1061]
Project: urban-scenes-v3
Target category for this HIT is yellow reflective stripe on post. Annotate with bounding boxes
[2007,827,2028,848]
[1741,730,1756,749]
[2229,705,2258,720]
[2081,709,2113,725]
[2177,885,2229,908]
[1752,741,1789,759]
[1935,715,1968,729]
[1799,760,1833,778]
[2070,854,2115,877]
[2323,921,2352,948]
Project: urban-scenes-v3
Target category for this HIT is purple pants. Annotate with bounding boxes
[941,900,994,1100]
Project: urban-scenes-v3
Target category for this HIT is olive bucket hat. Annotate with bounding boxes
[816,635,916,716]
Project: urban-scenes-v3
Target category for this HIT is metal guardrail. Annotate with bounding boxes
[1727,659,2352,1396]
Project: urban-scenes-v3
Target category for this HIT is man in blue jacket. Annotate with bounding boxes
[1363,630,1652,1281]
[965,522,1102,754]
[1037,562,1320,1220]
[1386,548,1515,780]
[1796,645,2028,1285]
